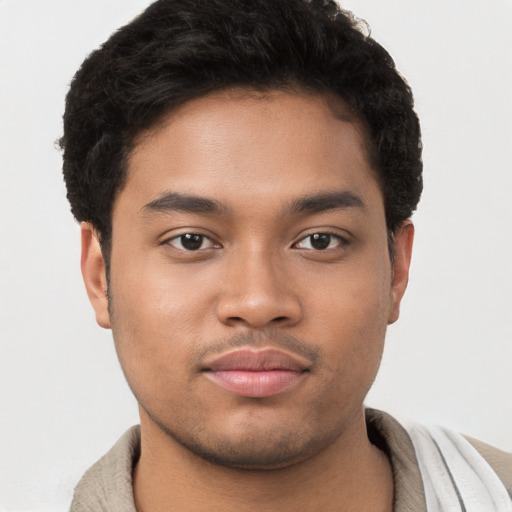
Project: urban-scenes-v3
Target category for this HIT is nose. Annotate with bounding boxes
[216,250,303,329]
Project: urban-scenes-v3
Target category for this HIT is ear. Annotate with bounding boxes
[80,222,111,329]
[388,220,414,325]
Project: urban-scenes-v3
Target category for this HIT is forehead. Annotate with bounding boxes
[121,89,381,216]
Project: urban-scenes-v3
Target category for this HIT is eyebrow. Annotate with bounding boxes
[288,190,365,215]
[141,189,365,218]
[141,192,228,216]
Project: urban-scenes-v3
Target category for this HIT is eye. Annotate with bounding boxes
[166,233,218,251]
[294,233,348,251]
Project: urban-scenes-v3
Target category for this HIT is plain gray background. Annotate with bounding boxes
[1,0,511,510]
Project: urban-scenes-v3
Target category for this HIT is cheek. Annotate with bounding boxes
[107,251,230,392]
[111,252,214,327]
[306,258,391,371]
[310,291,388,417]
[107,261,203,383]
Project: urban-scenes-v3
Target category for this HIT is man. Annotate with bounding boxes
[60,0,511,510]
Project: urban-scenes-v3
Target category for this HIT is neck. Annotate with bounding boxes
[133,407,393,512]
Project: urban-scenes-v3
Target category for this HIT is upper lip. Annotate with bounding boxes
[202,348,311,372]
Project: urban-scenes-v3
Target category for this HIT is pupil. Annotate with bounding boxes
[311,233,331,250]
[181,234,203,250]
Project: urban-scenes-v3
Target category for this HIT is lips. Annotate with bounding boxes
[202,349,310,398]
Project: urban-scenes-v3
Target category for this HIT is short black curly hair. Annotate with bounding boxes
[60,0,422,263]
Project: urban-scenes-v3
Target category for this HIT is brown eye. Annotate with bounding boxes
[295,233,347,251]
[180,234,203,250]
[310,233,331,250]
[167,233,215,251]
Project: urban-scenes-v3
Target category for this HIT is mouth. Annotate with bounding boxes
[202,348,310,398]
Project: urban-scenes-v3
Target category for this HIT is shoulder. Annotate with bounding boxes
[406,421,512,506]
[70,425,140,512]
[366,408,512,507]
[365,408,428,511]
[465,435,512,496]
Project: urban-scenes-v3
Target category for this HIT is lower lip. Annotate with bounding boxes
[204,370,305,398]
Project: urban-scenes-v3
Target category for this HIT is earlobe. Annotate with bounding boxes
[80,222,111,329]
[388,220,414,325]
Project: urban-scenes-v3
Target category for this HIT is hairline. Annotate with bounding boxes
[99,85,396,276]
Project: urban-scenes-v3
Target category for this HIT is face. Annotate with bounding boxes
[82,90,413,469]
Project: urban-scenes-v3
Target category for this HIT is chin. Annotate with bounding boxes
[173,432,320,470]
[144,402,336,470]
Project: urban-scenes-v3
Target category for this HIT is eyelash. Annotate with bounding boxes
[163,231,349,252]
[164,233,219,251]
[293,231,350,251]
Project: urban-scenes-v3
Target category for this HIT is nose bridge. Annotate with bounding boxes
[216,243,302,328]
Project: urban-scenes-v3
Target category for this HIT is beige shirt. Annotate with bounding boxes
[70,409,512,511]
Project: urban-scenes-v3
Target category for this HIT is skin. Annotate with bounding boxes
[81,90,413,511]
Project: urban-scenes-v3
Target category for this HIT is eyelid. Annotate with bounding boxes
[160,230,222,251]
[293,229,351,249]
[294,228,350,244]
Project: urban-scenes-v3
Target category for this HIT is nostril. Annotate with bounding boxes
[226,315,289,326]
